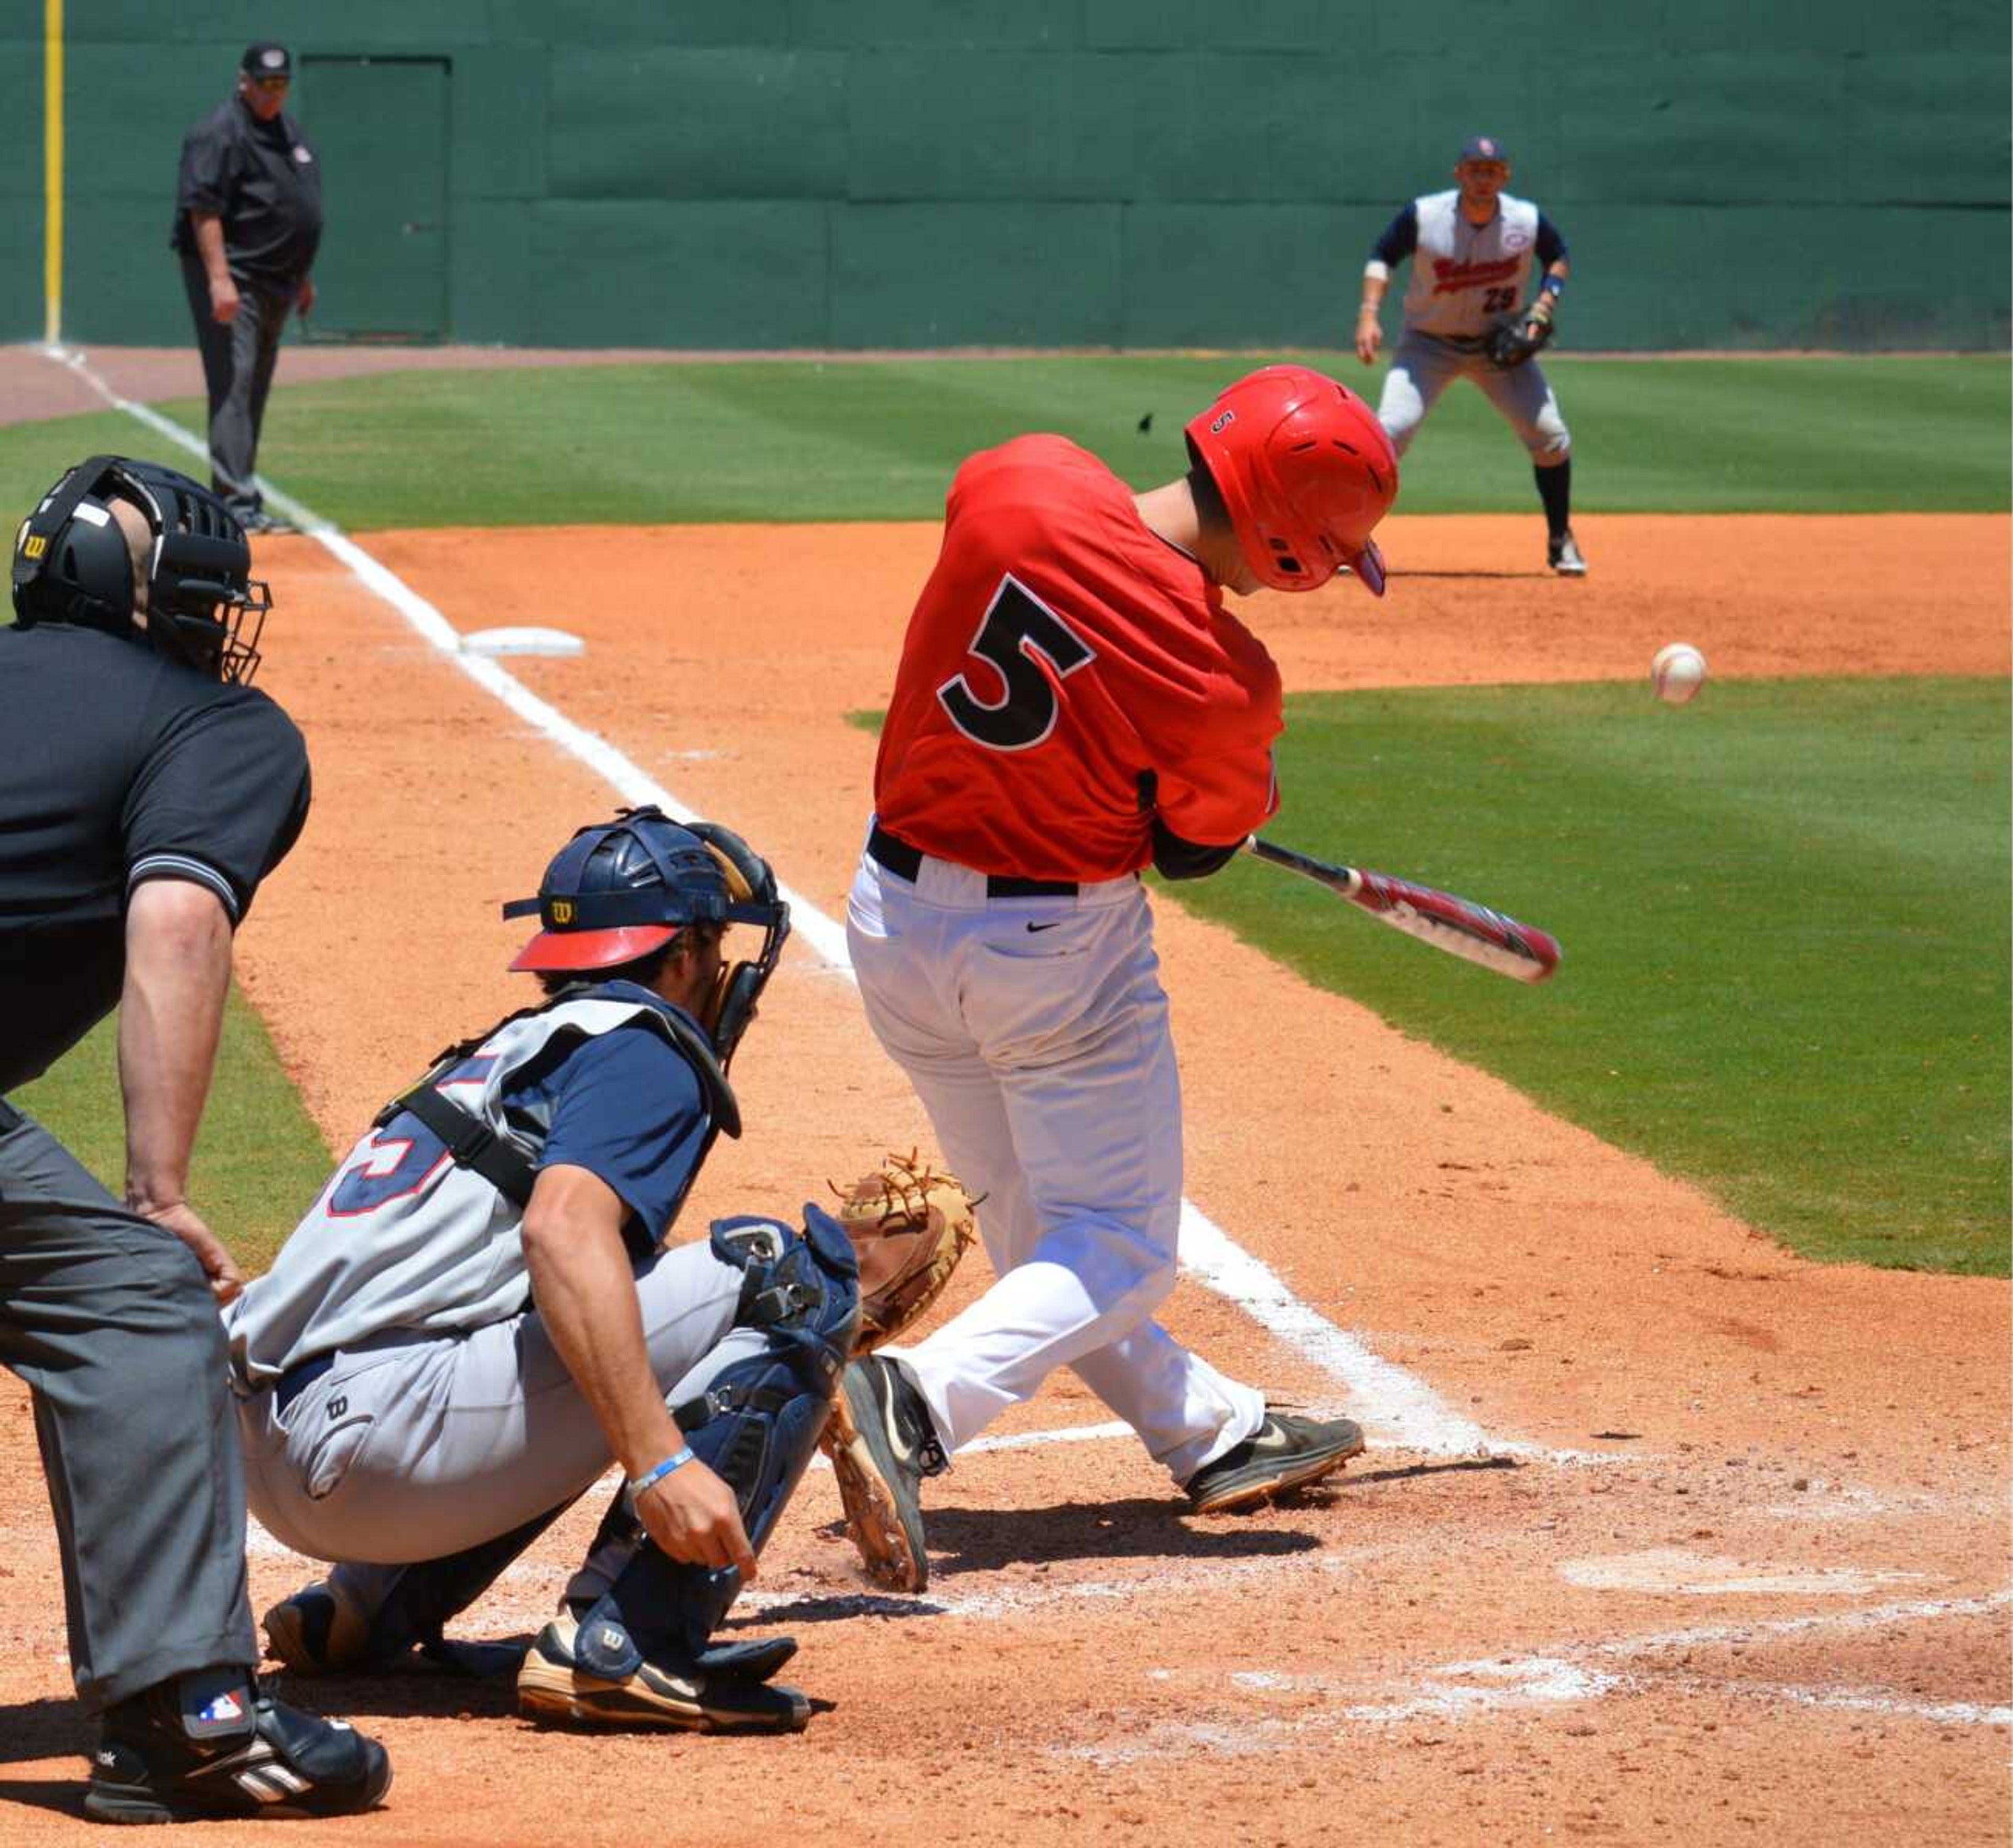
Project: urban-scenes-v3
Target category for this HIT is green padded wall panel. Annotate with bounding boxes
[451,48,548,201]
[1,30,41,342]
[14,3,2009,351]
[490,2,793,49]
[833,204,1122,346]
[1843,53,2010,205]
[792,2,1090,49]
[448,200,536,344]
[548,50,847,199]
[1122,205,1365,349]
[528,202,832,347]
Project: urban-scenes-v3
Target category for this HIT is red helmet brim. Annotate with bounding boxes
[507,923,680,973]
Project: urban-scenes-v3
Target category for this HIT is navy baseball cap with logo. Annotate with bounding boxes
[242,42,292,77]
[1459,134,1509,164]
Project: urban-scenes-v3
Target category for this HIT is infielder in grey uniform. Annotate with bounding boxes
[229,808,860,1733]
[1355,134,1588,575]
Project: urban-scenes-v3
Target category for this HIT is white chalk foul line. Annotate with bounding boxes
[46,343,1593,1463]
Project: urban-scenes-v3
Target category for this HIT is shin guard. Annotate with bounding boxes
[571,1206,859,1682]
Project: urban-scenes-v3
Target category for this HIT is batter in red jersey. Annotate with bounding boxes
[832,367,1399,1592]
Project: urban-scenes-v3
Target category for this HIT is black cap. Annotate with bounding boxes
[241,42,292,78]
[1458,134,1509,164]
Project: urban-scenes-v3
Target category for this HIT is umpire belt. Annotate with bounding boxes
[867,822,1077,900]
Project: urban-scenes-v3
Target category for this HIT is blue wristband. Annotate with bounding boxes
[627,1447,695,1502]
[1540,274,1564,299]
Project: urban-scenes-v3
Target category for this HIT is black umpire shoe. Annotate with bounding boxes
[1184,1410,1367,1514]
[84,1669,392,1824]
[825,1354,947,1593]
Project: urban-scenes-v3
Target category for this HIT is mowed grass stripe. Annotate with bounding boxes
[0,354,2004,529]
[1162,677,2008,1275]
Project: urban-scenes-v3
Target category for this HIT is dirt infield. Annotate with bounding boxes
[1,512,2006,1844]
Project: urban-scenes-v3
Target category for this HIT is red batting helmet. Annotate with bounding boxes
[1184,366,1399,595]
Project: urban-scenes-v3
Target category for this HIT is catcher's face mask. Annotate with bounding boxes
[687,821,791,1073]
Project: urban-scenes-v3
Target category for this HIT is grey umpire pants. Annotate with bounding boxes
[0,1099,256,1712]
[178,252,293,517]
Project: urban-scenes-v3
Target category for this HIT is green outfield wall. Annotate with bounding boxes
[6,3,2007,352]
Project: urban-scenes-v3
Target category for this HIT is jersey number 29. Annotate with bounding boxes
[936,574,1095,752]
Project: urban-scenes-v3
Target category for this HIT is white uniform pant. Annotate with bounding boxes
[847,840,1264,1485]
[1378,328,1572,462]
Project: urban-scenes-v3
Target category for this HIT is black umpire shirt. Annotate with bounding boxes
[169,94,322,291]
[0,625,311,1095]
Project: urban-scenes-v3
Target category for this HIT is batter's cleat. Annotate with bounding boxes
[1184,1410,1367,1514]
[824,1354,945,1594]
[516,1611,810,1734]
[261,1577,376,1675]
[84,1672,392,1824]
[1547,529,1589,575]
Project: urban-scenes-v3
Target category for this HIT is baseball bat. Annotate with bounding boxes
[1243,835,1561,985]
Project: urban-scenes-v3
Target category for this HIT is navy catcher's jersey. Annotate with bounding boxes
[226,985,712,1385]
[0,623,310,1093]
[1374,191,1567,341]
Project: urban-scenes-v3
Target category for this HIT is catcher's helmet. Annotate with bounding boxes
[503,807,790,1071]
[10,455,270,681]
[1184,366,1399,596]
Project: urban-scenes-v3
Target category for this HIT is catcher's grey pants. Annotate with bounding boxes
[1378,329,1571,463]
[179,252,292,514]
[0,1100,257,1712]
[236,1239,751,1623]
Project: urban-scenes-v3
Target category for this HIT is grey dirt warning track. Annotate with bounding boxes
[0,499,2006,1844]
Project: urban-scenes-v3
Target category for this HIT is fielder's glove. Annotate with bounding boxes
[829,1151,978,1355]
[1486,311,1554,371]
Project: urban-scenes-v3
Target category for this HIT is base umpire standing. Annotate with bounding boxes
[2,457,390,1823]
[170,42,321,536]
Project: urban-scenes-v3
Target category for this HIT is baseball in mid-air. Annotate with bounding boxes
[1652,642,1708,706]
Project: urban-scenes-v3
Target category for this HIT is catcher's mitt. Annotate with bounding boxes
[830,1151,978,1355]
[1485,314,1554,371]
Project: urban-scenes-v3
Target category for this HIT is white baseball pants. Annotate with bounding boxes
[1378,328,1572,462]
[846,839,1264,1485]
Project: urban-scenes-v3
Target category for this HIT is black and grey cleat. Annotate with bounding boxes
[516,1611,809,1734]
[1184,1410,1366,1513]
[825,1353,946,1593]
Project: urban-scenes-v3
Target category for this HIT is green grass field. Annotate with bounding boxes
[1,353,2005,530]
[3,354,2006,1276]
[1164,679,2010,1276]
[11,993,338,1276]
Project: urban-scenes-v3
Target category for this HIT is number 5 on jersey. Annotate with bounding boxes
[937,574,1095,752]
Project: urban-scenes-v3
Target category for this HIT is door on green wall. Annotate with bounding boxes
[297,57,449,340]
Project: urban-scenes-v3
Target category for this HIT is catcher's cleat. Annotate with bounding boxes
[262,1576,376,1676]
[824,1354,945,1593]
[516,1611,809,1734]
[1184,1410,1366,1514]
[84,1673,392,1824]
[1547,529,1589,576]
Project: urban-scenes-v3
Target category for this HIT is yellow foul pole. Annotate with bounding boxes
[44,0,63,345]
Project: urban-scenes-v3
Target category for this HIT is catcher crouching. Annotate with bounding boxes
[228,808,860,1733]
